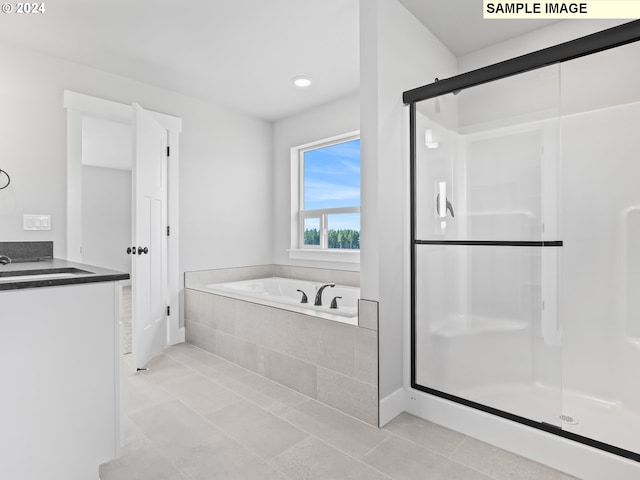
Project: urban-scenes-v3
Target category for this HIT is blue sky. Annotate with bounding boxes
[303,139,360,210]
[303,139,360,231]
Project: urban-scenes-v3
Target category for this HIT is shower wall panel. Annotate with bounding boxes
[554,40,640,454]
[561,102,640,413]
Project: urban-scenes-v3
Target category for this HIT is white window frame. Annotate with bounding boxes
[289,130,360,263]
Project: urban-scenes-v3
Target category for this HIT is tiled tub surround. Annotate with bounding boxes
[184,265,378,426]
[185,264,359,291]
[205,277,360,324]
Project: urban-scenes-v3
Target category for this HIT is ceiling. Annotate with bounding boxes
[0,0,559,122]
[398,0,560,57]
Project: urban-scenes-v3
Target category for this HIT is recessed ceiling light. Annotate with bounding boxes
[293,76,312,88]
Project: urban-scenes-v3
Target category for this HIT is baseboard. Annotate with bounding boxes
[379,387,406,427]
[406,387,640,480]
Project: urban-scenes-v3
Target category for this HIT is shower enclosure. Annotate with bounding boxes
[406,21,640,461]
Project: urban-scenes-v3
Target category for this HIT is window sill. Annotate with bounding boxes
[287,249,360,264]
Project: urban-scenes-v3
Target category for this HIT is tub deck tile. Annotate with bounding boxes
[235,301,293,354]
[185,319,217,354]
[288,314,356,378]
[258,347,318,400]
[184,277,377,427]
[215,330,259,372]
[201,293,237,335]
[358,299,379,331]
[355,327,378,386]
[316,367,378,426]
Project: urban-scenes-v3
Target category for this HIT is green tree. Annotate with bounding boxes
[304,228,320,245]
[328,229,359,249]
[305,228,360,249]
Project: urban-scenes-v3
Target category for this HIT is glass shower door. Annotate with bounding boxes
[412,64,563,427]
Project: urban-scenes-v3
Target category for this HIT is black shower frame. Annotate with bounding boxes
[405,20,640,463]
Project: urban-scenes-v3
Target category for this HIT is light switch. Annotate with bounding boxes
[24,214,52,231]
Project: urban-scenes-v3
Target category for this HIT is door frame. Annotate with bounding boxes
[64,90,184,345]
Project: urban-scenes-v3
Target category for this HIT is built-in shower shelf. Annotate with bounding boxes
[431,315,527,338]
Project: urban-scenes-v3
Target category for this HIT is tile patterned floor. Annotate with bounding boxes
[100,343,576,480]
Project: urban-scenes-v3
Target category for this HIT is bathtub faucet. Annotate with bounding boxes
[296,289,308,304]
[0,255,11,265]
[314,283,335,306]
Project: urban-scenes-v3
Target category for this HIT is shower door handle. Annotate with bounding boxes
[436,193,455,218]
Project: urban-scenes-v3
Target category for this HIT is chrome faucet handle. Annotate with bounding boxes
[296,289,308,304]
[330,296,342,309]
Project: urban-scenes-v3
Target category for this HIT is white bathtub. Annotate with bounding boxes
[205,277,360,325]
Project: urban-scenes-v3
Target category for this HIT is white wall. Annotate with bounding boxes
[359,0,457,403]
[82,116,132,171]
[81,166,132,274]
[0,42,273,277]
[458,20,626,72]
[272,92,360,270]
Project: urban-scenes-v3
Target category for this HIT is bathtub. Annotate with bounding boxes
[205,277,360,325]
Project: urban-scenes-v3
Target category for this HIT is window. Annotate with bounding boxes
[290,131,360,262]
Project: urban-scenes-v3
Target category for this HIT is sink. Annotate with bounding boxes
[0,268,93,283]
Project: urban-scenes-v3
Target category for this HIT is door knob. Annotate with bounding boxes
[126,246,136,255]
[138,246,149,255]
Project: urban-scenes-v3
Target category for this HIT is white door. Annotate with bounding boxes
[132,104,168,370]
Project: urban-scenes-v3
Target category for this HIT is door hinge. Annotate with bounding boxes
[167,146,170,157]
[167,306,170,316]
[167,225,170,236]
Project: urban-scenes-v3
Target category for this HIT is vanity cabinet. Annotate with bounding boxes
[0,280,122,480]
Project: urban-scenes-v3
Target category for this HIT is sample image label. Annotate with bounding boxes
[484,0,640,18]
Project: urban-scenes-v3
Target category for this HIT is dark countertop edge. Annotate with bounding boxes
[0,273,130,291]
[0,259,130,291]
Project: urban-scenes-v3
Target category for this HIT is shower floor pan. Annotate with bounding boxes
[456,382,640,455]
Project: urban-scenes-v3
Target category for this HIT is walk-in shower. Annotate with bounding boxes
[405,21,640,462]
